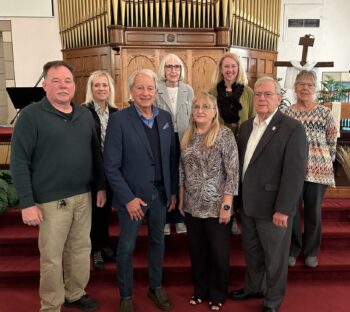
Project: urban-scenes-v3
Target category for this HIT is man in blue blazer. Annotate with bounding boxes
[229,77,308,312]
[104,69,176,312]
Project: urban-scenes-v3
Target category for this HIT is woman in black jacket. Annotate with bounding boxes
[84,70,118,270]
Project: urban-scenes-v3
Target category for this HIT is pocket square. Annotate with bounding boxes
[163,123,169,130]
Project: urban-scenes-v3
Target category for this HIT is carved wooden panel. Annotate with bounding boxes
[62,46,115,105]
[118,47,226,107]
[191,51,221,93]
[109,27,225,47]
[230,47,278,87]
[63,46,277,108]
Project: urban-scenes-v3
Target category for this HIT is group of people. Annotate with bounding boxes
[10,51,337,312]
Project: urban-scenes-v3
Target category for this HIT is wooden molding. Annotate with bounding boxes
[109,27,221,47]
[108,25,125,46]
[215,27,230,47]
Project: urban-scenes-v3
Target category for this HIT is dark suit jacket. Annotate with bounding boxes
[103,104,176,209]
[238,109,308,219]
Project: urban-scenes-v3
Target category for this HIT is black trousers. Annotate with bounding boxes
[185,213,231,303]
[290,181,327,257]
[90,182,113,252]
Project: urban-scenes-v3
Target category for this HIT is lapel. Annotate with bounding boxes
[156,111,168,158]
[128,105,154,160]
[240,119,253,158]
[249,110,283,165]
[158,82,174,114]
[175,82,186,115]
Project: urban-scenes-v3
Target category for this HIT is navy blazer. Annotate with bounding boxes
[103,104,176,209]
[237,109,308,219]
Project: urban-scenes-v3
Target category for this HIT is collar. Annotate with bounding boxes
[253,108,278,126]
[41,96,79,116]
[93,102,109,114]
[133,102,159,121]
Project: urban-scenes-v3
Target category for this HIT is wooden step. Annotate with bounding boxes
[2,249,350,287]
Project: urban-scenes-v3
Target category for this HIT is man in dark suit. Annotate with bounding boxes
[229,77,308,312]
[104,69,176,312]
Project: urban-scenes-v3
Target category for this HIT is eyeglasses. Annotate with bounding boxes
[297,82,315,88]
[164,64,181,71]
[254,92,276,98]
[192,104,214,111]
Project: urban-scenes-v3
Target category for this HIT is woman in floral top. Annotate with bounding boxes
[283,70,337,269]
[178,92,239,311]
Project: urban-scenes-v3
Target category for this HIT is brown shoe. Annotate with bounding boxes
[147,288,173,311]
[120,299,134,312]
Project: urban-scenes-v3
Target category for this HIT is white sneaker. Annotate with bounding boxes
[305,256,318,268]
[164,223,171,235]
[175,223,187,234]
[288,256,296,267]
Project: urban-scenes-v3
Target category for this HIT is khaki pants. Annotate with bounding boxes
[38,192,92,312]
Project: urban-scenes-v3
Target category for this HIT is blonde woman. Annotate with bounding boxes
[84,70,118,270]
[210,52,255,135]
[178,92,239,311]
[210,52,255,235]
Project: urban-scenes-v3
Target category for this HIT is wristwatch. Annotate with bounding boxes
[223,204,231,211]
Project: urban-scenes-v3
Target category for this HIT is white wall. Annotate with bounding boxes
[277,0,350,100]
[0,0,61,87]
[0,0,54,17]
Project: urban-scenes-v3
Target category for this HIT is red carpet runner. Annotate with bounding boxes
[0,197,350,311]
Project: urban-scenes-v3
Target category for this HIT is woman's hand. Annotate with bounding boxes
[219,207,231,224]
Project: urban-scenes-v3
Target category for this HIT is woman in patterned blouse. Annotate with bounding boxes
[283,70,337,269]
[178,92,239,311]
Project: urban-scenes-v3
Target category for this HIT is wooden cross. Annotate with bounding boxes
[274,34,334,68]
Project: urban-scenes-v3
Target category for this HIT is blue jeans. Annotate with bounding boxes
[116,186,167,298]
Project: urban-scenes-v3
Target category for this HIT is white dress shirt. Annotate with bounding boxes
[242,109,278,179]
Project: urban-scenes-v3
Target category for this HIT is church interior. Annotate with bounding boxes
[0,0,350,311]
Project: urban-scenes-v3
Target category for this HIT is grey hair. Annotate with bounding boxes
[158,53,186,81]
[254,76,282,95]
[128,68,159,90]
[294,70,317,87]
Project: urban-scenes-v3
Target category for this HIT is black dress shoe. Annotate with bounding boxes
[148,287,173,311]
[64,294,100,312]
[262,306,279,312]
[229,288,264,300]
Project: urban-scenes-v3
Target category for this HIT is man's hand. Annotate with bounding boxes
[96,190,107,208]
[167,195,177,212]
[22,206,43,226]
[126,198,147,221]
[273,212,288,228]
